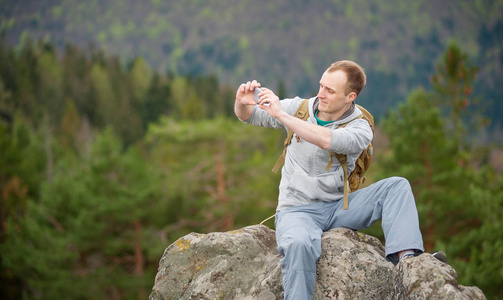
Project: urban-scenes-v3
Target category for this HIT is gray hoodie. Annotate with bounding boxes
[243,96,373,211]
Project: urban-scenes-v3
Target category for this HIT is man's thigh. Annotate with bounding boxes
[325,184,385,231]
[275,205,325,257]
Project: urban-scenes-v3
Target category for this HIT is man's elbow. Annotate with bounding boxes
[319,135,332,150]
[235,111,250,122]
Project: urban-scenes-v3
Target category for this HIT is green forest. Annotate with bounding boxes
[2,0,503,130]
[1,37,503,299]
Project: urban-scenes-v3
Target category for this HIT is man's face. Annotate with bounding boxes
[316,70,356,120]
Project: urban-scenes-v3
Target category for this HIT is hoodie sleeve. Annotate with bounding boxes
[328,118,373,155]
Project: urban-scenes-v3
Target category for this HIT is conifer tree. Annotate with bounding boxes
[377,41,502,298]
[430,41,483,152]
[0,129,167,299]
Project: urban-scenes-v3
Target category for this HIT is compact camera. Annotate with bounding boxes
[253,87,270,106]
[253,87,262,103]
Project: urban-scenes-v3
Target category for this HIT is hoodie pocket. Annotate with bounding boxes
[317,171,344,195]
[285,169,345,201]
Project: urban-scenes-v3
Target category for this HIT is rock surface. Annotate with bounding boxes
[150,225,486,300]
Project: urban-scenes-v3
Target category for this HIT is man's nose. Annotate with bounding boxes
[317,89,324,98]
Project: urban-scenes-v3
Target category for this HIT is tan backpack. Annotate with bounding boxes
[272,99,375,210]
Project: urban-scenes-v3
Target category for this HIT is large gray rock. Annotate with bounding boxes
[150,225,486,300]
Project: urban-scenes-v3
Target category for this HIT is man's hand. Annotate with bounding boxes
[236,80,261,106]
[235,81,332,149]
[256,87,282,118]
[235,81,282,119]
[235,80,261,121]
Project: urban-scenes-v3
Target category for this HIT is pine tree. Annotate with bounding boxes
[0,129,167,299]
[377,41,502,298]
[146,116,283,236]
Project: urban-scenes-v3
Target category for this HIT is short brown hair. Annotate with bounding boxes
[327,60,366,96]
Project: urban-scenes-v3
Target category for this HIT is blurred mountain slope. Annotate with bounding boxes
[1,0,502,123]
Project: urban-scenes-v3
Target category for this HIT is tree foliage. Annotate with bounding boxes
[1,128,170,299]
[145,116,283,236]
[376,42,502,298]
[2,0,502,129]
[0,38,501,299]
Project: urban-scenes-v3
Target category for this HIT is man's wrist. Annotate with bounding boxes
[275,110,291,122]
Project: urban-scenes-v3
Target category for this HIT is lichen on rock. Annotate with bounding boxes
[150,225,486,300]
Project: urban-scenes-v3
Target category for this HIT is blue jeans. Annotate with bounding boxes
[274,177,424,300]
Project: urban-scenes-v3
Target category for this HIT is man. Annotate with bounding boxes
[234,60,445,300]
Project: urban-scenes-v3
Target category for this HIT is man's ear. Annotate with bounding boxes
[347,92,357,103]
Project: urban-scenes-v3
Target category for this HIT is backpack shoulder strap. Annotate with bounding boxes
[335,152,350,209]
[355,104,375,133]
[324,116,363,210]
[330,104,375,210]
[272,99,310,173]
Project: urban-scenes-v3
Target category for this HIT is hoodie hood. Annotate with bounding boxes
[310,97,361,126]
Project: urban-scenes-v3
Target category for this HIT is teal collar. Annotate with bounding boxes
[315,110,336,126]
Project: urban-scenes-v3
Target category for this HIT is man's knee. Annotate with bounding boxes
[277,227,321,259]
[387,176,412,190]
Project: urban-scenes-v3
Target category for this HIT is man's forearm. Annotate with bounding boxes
[234,99,255,122]
[276,111,332,150]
